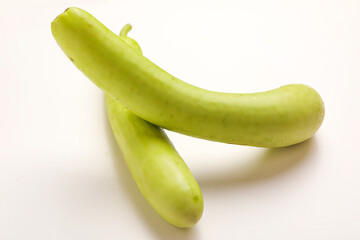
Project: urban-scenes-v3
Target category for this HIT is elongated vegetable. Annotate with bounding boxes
[104,26,203,228]
[51,7,324,147]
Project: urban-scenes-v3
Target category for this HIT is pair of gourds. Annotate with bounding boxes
[51,7,324,228]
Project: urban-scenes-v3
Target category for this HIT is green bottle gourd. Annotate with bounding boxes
[105,25,203,228]
[51,7,325,147]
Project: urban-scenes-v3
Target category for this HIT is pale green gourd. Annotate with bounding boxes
[105,25,203,228]
[51,7,325,148]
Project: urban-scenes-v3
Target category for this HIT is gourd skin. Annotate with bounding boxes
[51,7,325,147]
[104,27,203,228]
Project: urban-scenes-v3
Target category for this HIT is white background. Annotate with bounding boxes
[1,0,360,239]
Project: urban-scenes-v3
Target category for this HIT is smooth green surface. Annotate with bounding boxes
[51,7,325,147]
[105,28,203,228]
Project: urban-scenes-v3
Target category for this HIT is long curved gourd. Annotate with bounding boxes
[51,7,325,147]
[105,26,203,228]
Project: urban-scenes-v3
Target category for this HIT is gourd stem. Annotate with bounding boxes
[120,24,132,37]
